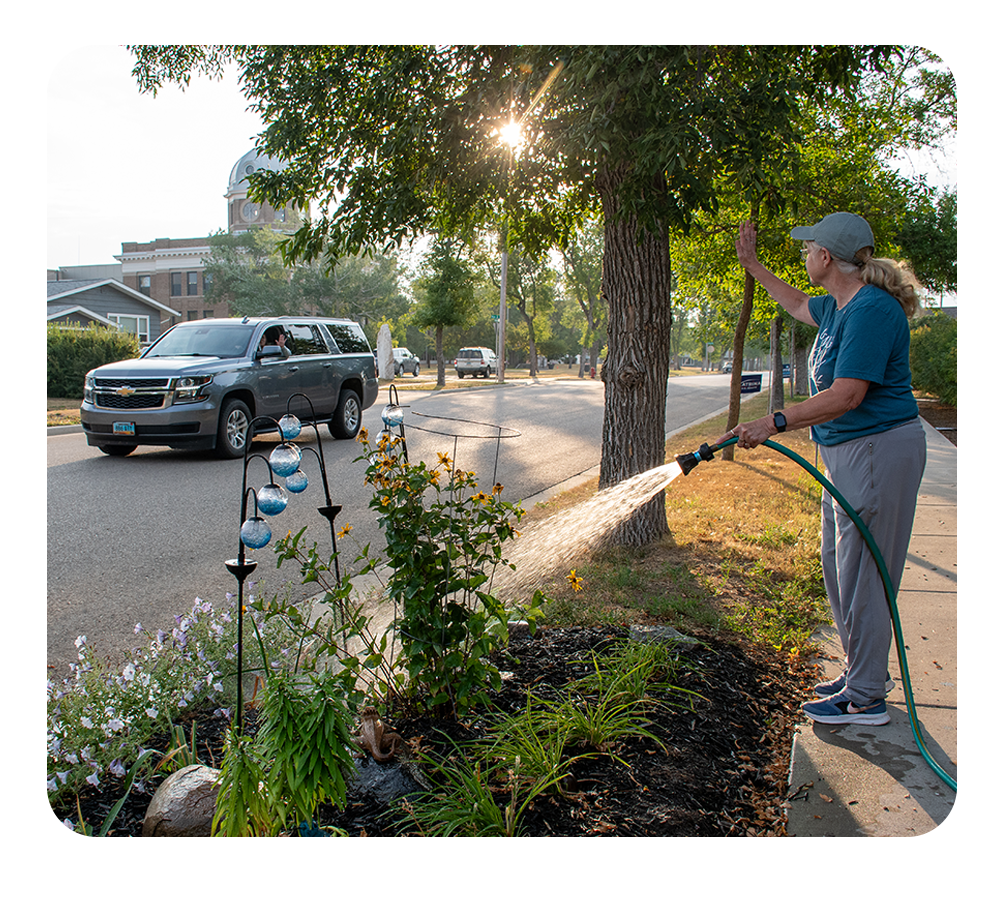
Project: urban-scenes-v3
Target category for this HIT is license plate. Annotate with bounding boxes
[113,422,136,435]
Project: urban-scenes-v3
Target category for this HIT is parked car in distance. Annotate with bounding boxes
[455,346,497,378]
[392,347,420,377]
[722,361,733,374]
[80,316,378,458]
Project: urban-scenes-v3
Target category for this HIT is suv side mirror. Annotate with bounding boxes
[257,345,286,360]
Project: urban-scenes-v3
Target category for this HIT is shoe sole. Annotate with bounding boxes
[802,708,891,726]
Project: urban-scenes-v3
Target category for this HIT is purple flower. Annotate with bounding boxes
[86,771,100,788]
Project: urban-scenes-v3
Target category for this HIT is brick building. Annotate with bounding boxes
[115,148,297,327]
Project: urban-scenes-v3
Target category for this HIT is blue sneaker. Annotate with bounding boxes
[814,671,895,697]
[801,690,890,726]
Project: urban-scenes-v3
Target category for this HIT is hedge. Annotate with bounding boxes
[910,312,957,407]
[48,324,141,399]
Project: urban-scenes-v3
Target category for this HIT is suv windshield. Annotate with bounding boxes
[145,324,255,359]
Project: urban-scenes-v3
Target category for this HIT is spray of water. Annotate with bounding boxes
[497,460,685,597]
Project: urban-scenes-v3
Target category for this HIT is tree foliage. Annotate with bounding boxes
[204,227,408,332]
[910,312,957,406]
[412,238,480,385]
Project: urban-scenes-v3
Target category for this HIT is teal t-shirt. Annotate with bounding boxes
[807,285,918,446]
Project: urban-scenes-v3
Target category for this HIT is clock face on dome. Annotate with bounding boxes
[242,202,260,221]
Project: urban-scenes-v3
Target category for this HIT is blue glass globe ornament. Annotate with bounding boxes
[278,414,302,441]
[240,516,272,549]
[285,469,308,493]
[381,404,404,428]
[269,442,302,478]
[257,482,288,516]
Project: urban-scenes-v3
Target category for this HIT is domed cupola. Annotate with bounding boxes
[225,148,294,233]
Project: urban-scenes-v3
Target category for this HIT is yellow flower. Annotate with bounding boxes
[567,570,584,593]
[472,491,488,504]
[492,483,504,495]
[436,452,452,470]
[337,522,353,539]
[357,427,369,445]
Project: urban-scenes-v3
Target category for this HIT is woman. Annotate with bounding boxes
[727,212,926,726]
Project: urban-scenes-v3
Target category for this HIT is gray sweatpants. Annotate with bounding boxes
[819,418,926,705]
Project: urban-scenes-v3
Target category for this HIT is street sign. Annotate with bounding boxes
[741,374,762,394]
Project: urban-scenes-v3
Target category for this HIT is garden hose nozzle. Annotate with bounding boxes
[676,440,728,476]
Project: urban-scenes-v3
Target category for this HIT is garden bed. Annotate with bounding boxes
[55,625,816,837]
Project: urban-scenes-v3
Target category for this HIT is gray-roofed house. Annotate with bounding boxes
[47,278,180,346]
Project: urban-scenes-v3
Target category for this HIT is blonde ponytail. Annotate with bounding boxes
[855,251,922,318]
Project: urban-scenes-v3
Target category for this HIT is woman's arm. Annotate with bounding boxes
[722,378,870,449]
[735,222,817,326]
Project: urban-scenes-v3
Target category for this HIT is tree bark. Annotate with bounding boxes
[769,315,784,413]
[434,324,446,387]
[597,166,672,547]
[723,269,756,461]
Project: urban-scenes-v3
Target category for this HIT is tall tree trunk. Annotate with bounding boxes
[723,269,756,462]
[769,315,784,413]
[597,167,672,547]
[435,324,446,387]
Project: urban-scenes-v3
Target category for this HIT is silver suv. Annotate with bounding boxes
[455,346,497,378]
[80,317,378,458]
[392,347,420,377]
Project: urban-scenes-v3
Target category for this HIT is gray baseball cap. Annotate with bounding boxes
[790,212,874,263]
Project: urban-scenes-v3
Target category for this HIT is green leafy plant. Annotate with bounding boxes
[212,669,357,836]
[399,740,571,837]
[270,527,404,706]
[356,429,543,716]
[212,732,271,837]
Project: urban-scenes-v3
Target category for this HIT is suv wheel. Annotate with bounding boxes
[216,398,251,459]
[412,363,419,377]
[329,388,361,439]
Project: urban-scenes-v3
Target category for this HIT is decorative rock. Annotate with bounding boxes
[142,764,221,837]
[628,624,699,645]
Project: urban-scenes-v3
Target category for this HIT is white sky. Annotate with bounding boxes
[47,45,264,269]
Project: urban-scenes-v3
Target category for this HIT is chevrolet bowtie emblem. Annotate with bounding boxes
[115,386,136,397]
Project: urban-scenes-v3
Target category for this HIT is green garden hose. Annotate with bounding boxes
[678,435,957,793]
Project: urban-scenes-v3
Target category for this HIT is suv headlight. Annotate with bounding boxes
[172,375,213,403]
[83,374,95,404]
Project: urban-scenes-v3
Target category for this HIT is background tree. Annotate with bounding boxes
[559,215,606,377]
[205,228,296,316]
[132,43,899,547]
[412,238,480,386]
[484,243,556,376]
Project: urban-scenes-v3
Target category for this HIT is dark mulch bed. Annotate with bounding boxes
[55,626,816,837]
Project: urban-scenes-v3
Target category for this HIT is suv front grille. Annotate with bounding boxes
[95,393,166,410]
[93,377,169,410]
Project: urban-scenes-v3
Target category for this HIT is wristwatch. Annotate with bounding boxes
[773,410,787,433]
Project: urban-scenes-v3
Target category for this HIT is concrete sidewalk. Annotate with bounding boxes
[786,419,957,836]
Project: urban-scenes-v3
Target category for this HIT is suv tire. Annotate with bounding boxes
[329,388,361,439]
[412,363,419,377]
[216,398,252,459]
